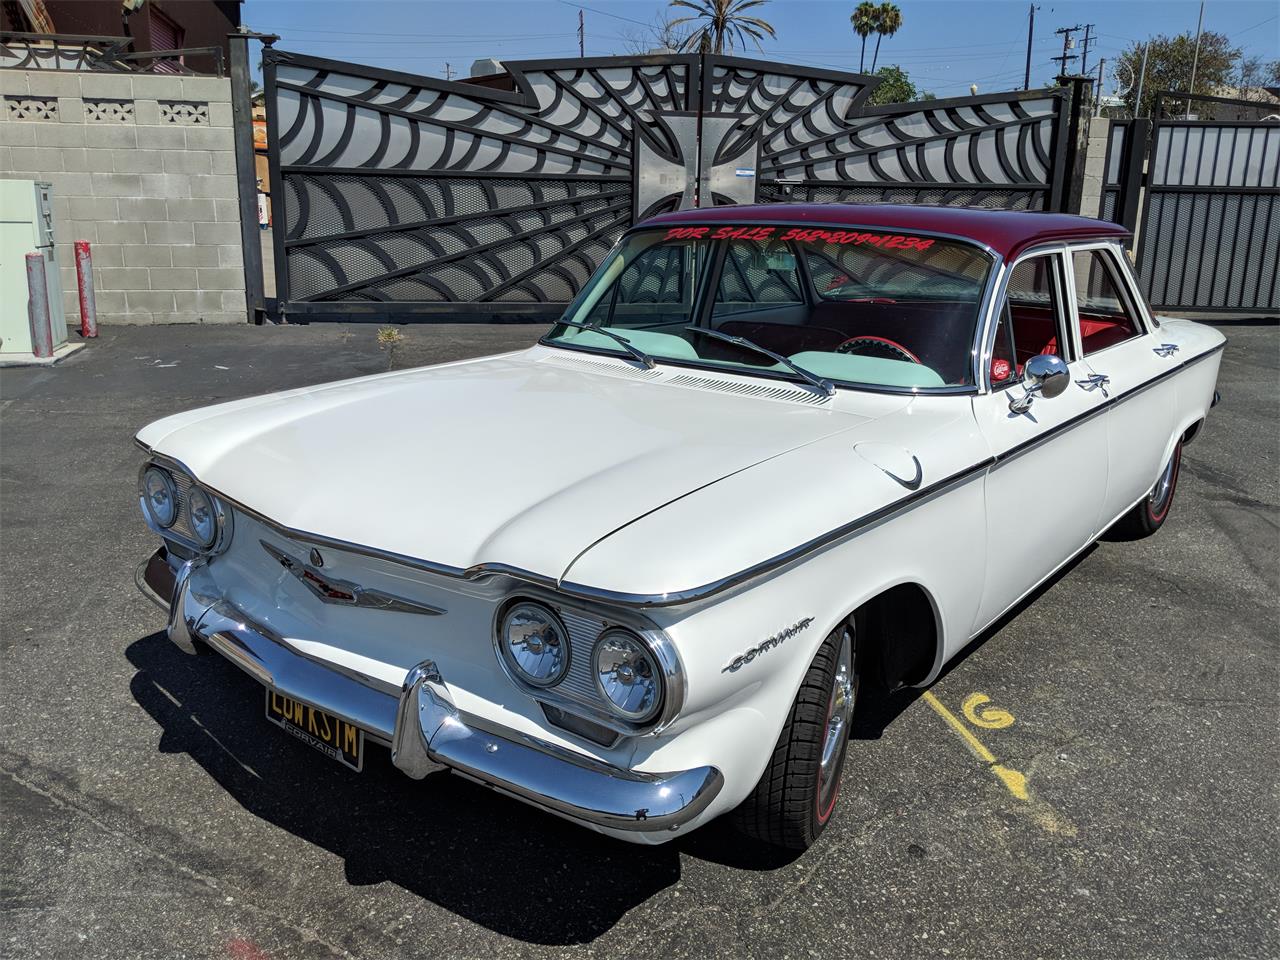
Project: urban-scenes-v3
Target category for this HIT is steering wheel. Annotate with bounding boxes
[835,336,922,365]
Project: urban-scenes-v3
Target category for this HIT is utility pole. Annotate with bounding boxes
[1052,24,1082,78]
[443,62,455,81]
[578,9,584,58]
[1094,57,1106,116]
[1134,42,1150,117]
[1187,0,1205,118]
[1079,23,1095,75]
[1024,3,1039,90]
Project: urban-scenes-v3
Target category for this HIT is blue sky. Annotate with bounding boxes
[243,0,1278,98]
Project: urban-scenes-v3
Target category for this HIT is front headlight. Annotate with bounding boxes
[498,601,570,687]
[142,467,178,528]
[594,629,662,722]
[187,487,218,548]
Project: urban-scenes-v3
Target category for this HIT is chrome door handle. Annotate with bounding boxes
[1153,343,1180,358]
[1075,373,1110,396]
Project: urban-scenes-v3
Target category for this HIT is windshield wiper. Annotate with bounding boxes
[685,326,835,397]
[555,320,656,369]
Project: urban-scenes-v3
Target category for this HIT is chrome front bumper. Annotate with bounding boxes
[136,547,723,835]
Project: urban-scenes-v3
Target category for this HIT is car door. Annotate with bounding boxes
[971,245,1110,633]
[1066,243,1181,527]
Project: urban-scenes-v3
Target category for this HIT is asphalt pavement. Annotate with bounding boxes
[1,319,1276,960]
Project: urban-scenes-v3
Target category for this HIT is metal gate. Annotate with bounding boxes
[263,50,1074,322]
[1135,92,1280,314]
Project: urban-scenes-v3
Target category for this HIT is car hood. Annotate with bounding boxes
[138,348,893,582]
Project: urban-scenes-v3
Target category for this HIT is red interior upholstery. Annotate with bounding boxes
[1078,316,1134,353]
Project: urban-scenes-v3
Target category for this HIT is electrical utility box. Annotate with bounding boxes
[0,179,68,355]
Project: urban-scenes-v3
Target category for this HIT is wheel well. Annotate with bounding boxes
[1181,418,1205,446]
[855,583,938,690]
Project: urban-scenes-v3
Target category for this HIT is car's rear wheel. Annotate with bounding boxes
[1112,442,1183,540]
[731,623,857,851]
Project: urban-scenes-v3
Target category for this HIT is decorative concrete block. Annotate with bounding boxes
[171,245,220,268]
[123,245,173,267]
[161,151,212,175]
[145,221,194,244]
[100,266,152,290]
[112,149,163,174]
[166,198,216,221]
[196,267,244,291]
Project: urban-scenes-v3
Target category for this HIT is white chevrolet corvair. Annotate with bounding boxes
[135,205,1224,852]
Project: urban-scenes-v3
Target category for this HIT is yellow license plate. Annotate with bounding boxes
[265,691,364,772]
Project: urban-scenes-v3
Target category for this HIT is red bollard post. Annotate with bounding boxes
[74,239,98,338]
[26,252,54,359]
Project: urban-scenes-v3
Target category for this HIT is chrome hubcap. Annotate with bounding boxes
[818,628,855,808]
[1150,452,1177,513]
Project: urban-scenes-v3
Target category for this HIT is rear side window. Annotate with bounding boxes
[990,253,1067,386]
[1071,250,1143,355]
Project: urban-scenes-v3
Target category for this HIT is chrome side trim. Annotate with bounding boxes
[134,339,1225,611]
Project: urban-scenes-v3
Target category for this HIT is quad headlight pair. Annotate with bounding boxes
[497,600,663,724]
[141,464,225,550]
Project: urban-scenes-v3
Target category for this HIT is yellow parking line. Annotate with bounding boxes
[921,690,1029,801]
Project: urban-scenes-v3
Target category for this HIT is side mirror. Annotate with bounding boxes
[1009,354,1069,414]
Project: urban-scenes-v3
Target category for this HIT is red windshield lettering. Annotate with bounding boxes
[663,226,709,240]
[712,225,776,241]
[661,225,936,252]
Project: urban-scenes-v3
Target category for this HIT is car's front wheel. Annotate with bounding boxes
[1112,442,1183,540]
[731,622,857,851]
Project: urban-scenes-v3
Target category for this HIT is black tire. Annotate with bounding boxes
[731,623,857,852]
[1111,442,1183,540]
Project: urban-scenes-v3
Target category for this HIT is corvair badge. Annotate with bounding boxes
[723,617,815,673]
[260,540,444,616]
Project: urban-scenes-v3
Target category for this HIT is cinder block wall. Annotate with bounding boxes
[1079,117,1110,221]
[1,70,245,324]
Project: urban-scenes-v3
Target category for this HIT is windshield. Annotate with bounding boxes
[545,225,996,391]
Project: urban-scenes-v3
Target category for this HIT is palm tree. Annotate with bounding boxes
[869,2,902,73]
[669,0,777,55]
[851,1,878,73]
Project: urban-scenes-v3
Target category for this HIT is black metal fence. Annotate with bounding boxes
[1134,92,1279,314]
[262,50,1077,322]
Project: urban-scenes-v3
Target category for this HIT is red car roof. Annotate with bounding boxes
[641,203,1130,261]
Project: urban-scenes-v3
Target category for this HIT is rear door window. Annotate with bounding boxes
[1071,249,1144,356]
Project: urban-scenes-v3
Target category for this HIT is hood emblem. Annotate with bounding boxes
[260,540,444,616]
[723,617,814,673]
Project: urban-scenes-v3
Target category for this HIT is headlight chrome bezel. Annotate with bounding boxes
[492,588,685,739]
[593,627,664,724]
[141,466,179,529]
[137,458,232,556]
[497,600,572,688]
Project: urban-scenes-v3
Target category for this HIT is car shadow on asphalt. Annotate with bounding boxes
[125,632,681,946]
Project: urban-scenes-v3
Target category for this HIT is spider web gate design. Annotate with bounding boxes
[262,50,1072,322]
